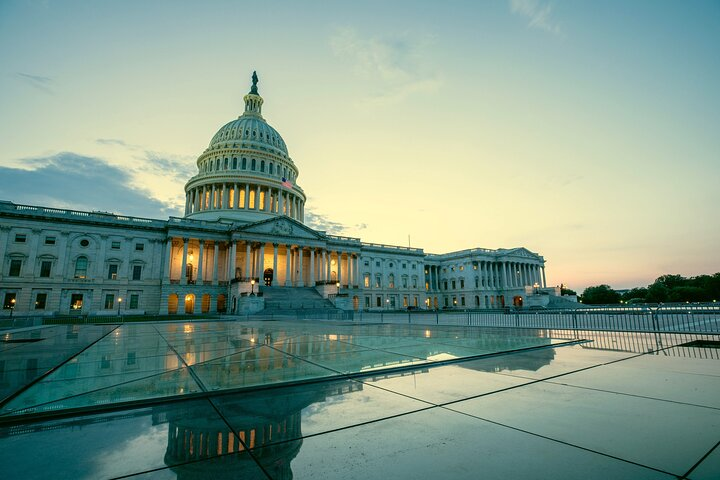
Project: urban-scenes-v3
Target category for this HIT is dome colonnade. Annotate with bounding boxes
[184,72,305,223]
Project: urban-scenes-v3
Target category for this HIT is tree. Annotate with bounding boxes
[621,287,648,303]
[581,285,620,305]
[561,287,577,296]
[645,283,669,303]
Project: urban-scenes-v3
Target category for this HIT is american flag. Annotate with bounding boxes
[281,177,293,189]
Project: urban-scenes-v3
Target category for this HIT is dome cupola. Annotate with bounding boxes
[183,72,306,224]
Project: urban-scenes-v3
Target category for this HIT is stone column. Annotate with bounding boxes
[285,245,292,286]
[542,266,547,288]
[212,242,219,285]
[501,262,507,289]
[197,240,205,284]
[309,248,315,286]
[245,242,251,278]
[229,240,237,281]
[163,239,172,281]
[244,184,250,210]
[264,187,271,211]
[337,252,343,285]
[181,238,189,284]
[272,244,279,286]
[233,184,239,208]
[297,246,304,287]
[255,185,261,210]
[258,243,266,279]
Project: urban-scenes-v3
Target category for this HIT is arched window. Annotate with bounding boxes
[260,160,265,172]
[251,159,256,170]
[215,159,220,170]
[224,158,229,170]
[74,256,88,279]
[232,157,237,169]
[242,158,247,169]
[269,162,273,174]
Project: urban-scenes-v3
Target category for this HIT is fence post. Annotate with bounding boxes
[436,311,439,324]
[651,309,659,331]
[408,312,411,324]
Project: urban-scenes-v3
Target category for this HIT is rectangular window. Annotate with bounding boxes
[402,277,408,288]
[364,261,369,267]
[108,264,118,280]
[402,264,407,269]
[3,293,16,309]
[9,259,22,277]
[111,241,121,249]
[375,261,380,267]
[375,276,381,288]
[414,296,418,307]
[44,236,56,245]
[14,234,26,243]
[135,243,144,251]
[127,352,137,366]
[412,278,417,289]
[70,294,83,310]
[376,296,382,307]
[364,296,370,308]
[452,280,456,289]
[101,355,111,369]
[364,274,370,288]
[403,296,408,307]
[129,294,139,309]
[39,260,52,278]
[461,297,466,306]
[35,293,47,310]
[460,279,465,289]
[104,294,115,309]
[132,265,142,281]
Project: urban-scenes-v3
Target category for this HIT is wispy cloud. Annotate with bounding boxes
[330,27,441,107]
[0,153,182,218]
[304,210,349,235]
[509,0,563,36]
[16,72,54,93]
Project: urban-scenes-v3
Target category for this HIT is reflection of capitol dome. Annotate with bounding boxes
[183,71,306,224]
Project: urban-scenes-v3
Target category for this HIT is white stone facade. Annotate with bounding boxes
[0,74,547,317]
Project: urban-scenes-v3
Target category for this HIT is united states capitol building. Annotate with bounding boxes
[0,73,552,317]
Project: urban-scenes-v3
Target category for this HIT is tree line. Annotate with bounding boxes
[580,273,720,305]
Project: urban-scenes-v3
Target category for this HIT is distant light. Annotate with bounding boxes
[424,330,431,338]
[183,324,194,334]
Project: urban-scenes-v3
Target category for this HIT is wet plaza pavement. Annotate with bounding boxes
[0,320,718,479]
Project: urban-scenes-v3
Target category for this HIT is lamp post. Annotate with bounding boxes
[386,298,390,310]
[117,297,122,316]
[336,281,340,295]
[9,298,15,318]
[533,282,539,294]
[250,279,255,296]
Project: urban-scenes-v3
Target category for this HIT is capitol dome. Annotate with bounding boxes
[183,72,306,224]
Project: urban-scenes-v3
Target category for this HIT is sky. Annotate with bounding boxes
[1,0,719,292]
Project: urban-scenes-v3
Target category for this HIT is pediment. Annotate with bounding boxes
[238,216,324,240]
[500,247,538,259]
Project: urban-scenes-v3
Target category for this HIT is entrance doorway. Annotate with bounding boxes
[264,268,273,286]
[184,294,195,314]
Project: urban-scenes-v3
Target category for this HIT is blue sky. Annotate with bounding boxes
[1,0,719,291]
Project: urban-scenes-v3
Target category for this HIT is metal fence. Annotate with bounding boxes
[347,304,720,334]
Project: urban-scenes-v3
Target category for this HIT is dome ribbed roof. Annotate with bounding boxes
[208,116,288,157]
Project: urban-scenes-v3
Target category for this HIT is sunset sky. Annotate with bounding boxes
[1,0,718,292]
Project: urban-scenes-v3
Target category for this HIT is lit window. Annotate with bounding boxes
[104,294,115,309]
[364,274,370,288]
[388,274,395,289]
[70,293,83,310]
[3,293,17,309]
[35,293,47,310]
[108,264,119,280]
[74,257,88,278]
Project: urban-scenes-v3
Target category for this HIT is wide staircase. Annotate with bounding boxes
[256,286,342,316]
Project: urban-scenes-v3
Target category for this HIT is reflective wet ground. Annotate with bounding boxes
[0,321,718,479]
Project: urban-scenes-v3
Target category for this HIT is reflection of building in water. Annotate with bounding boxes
[160,380,365,480]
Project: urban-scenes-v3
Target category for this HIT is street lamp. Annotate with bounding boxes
[117,297,122,316]
[386,298,390,310]
[9,298,16,318]
[533,282,539,294]
[250,279,255,296]
[336,281,340,294]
